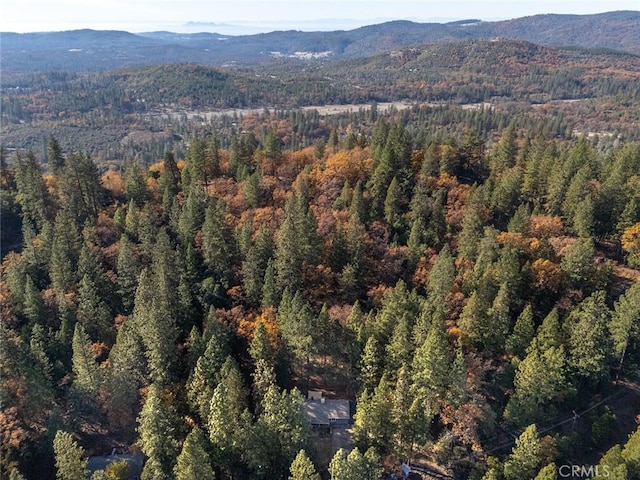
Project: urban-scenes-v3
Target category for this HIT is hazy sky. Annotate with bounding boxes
[2,0,638,34]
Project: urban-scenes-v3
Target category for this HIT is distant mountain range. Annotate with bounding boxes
[1,11,639,73]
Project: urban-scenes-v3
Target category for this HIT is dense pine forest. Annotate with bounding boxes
[2,27,640,480]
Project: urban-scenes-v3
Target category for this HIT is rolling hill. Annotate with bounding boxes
[2,37,639,159]
[1,11,639,73]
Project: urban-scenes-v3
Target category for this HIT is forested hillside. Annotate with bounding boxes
[2,15,640,480]
[2,38,640,163]
[2,101,640,479]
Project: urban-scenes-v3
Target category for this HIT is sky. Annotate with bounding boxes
[1,0,638,34]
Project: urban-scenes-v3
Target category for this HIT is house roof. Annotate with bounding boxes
[303,399,351,425]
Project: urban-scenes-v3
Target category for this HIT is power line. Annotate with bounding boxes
[485,388,628,454]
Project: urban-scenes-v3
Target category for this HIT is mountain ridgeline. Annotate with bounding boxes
[3,8,640,480]
[1,11,639,72]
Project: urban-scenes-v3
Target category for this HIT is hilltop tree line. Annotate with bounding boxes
[4,40,640,124]
[1,112,640,479]
[3,38,640,165]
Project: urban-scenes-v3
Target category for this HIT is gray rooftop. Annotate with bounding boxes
[303,399,351,425]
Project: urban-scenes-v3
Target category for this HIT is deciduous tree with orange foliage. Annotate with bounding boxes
[622,222,640,267]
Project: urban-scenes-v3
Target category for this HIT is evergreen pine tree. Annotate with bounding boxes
[573,196,595,237]
[385,314,413,376]
[420,142,440,177]
[354,374,394,450]
[369,151,393,219]
[15,151,51,231]
[504,339,572,426]
[182,137,207,192]
[617,195,640,237]
[360,335,383,392]
[49,209,80,293]
[506,304,535,358]
[47,135,66,176]
[522,136,551,205]
[71,323,101,396]
[250,322,275,367]
[219,356,249,417]
[159,151,180,199]
[622,427,640,478]
[537,308,563,351]
[329,222,350,273]
[242,225,274,306]
[372,279,421,343]
[503,424,541,480]
[392,364,422,457]
[507,203,531,234]
[407,217,426,267]
[131,267,178,386]
[491,167,522,222]
[264,129,282,175]
[174,427,216,480]
[611,282,640,374]
[427,188,447,247]
[275,200,302,293]
[22,274,44,326]
[53,431,87,480]
[116,235,140,315]
[124,201,140,241]
[77,234,107,297]
[278,292,315,377]
[467,227,499,290]
[29,323,53,382]
[346,211,366,275]
[178,188,206,245]
[77,274,113,344]
[448,341,467,407]
[562,164,592,230]
[493,123,518,173]
[201,199,234,296]
[426,244,455,313]
[329,447,382,480]
[566,291,614,386]
[349,180,366,223]
[458,187,485,261]
[458,279,498,351]
[333,180,352,211]
[249,385,309,478]
[4,253,28,313]
[124,161,150,208]
[252,358,277,412]
[106,318,145,430]
[137,384,181,480]
[409,175,432,221]
[57,152,104,222]
[244,170,261,208]
[412,315,453,409]
[289,449,320,480]
[534,463,558,480]
[56,289,75,362]
[261,258,278,308]
[383,176,402,226]
[485,281,513,354]
[187,326,230,421]
[208,375,243,471]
